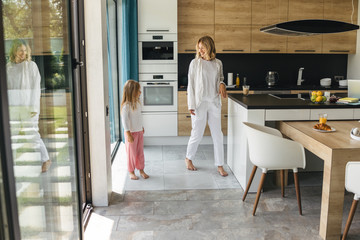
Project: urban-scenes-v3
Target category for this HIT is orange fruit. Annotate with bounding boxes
[317,91,323,96]
[316,96,323,102]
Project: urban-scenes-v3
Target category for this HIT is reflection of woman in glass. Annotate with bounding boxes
[7,39,51,173]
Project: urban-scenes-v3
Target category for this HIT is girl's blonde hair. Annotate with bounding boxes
[9,39,32,63]
[121,80,141,112]
[195,36,216,60]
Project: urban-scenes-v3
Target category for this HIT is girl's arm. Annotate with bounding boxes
[121,105,133,142]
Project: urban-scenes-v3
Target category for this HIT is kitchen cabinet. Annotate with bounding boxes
[215,0,251,25]
[251,25,287,53]
[288,0,324,21]
[310,109,354,120]
[287,35,323,53]
[251,0,288,25]
[215,25,251,53]
[324,0,358,23]
[178,24,214,53]
[178,0,214,25]
[138,0,177,34]
[323,32,357,54]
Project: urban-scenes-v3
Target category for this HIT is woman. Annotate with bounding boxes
[7,39,51,173]
[185,36,228,176]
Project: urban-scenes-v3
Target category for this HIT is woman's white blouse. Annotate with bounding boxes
[121,102,143,132]
[187,58,225,110]
[6,61,41,114]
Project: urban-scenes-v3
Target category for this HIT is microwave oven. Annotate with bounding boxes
[138,34,177,65]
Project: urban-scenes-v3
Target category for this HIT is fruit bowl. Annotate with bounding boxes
[310,91,327,103]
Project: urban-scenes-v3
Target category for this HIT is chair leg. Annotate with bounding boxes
[253,172,266,216]
[280,170,285,197]
[293,172,302,215]
[242,165,257,201]
[342,199,359,240]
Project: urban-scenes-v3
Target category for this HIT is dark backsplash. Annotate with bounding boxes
[178,54,348,88]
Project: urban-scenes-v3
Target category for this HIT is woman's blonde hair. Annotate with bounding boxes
[121,80,141,112]
[195,36,216,60]
[9,39,32,63]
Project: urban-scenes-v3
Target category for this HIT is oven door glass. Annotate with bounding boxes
[142,42,174,60]
[143,85,173,106]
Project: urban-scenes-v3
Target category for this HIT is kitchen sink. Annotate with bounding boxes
[269,93,308,100]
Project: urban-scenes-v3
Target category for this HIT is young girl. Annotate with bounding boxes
[121,80,149,180]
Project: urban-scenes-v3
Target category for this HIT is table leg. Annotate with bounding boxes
[319,151,347,240]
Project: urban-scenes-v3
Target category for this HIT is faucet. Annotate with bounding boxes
[297,67,304,86]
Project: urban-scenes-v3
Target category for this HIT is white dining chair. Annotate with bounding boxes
[342,162,360,240]
[242,122,306,216]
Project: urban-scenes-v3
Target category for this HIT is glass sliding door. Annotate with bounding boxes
[107,0,121,155]
[0,154,10,240]
[1,0,82,239]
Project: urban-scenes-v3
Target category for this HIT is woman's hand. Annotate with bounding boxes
[219,84,227,98]
[189,109,195,115]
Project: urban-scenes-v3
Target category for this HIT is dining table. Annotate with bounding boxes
[277,120,360,240]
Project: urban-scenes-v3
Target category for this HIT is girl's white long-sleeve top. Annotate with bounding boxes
[121,102,143,132]
[187,58,225,110]
[6,61,41,114]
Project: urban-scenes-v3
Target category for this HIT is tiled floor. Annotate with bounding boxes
[85,143,360,240]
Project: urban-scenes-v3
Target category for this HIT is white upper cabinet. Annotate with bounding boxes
[138,0,177,34]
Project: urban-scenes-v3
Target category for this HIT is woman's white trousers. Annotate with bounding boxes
[186,101,224,166]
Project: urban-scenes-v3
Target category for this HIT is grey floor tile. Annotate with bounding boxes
[144,145,163,161]
[164,173,218,190]
[125,174,165,191]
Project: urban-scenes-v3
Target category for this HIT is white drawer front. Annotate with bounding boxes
[265,109,310,121]
[310,109,354,120]
[142,112,177,136]
[354,109,360,119]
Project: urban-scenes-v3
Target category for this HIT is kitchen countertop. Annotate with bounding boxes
[178,85,348,91]
[228,93,359,109]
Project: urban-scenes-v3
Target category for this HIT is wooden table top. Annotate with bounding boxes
[280,120,360,150]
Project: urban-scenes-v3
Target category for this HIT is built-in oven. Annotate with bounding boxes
[138,33,177,65]
[140,81,177,112]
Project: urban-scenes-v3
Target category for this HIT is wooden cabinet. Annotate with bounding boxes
[287,35,323,53]
[323,31,357,54]
[251,25,287,53]
[324,0,358,23]
[215,0,251,24]
[215,25,251,53]
[178,0,214,25]
[178,24,214,53]
[288,0,324,21]
[251,0,288,25]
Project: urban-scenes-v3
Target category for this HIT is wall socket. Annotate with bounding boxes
[334,76,344,81]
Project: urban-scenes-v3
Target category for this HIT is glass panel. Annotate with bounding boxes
[2,0,81,239]
[144,86,173,105]
[142,42,174,60]
[0,153,10,240]
[107,0,120,151]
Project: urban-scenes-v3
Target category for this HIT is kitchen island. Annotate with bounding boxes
[227,93,360,193]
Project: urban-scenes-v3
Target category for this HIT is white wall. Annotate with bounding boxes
[84,0,112,206]
[348,1,360,78]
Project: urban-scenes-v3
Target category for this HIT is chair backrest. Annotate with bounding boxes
[243,122,306,171]
[345,162,360,200]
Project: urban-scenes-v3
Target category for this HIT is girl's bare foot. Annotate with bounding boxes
[218,166,228,177]
[185,158,197,171]
[140,170,149,179]
[129,172,139,180]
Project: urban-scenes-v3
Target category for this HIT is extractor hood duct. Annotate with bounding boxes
[260,19,359,36]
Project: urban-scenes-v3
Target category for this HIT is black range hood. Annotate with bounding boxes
[260,19,359,36]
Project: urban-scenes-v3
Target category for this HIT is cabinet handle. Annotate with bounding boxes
[224,115,228,118]
[222,49,244,52]
[146,29,169,32]
[329,50,350,53]
[259,49,280,52]
[186,115,191,118]
[185,49,196,52]
[295,50,316,52]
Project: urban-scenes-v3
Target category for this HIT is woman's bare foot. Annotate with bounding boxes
[218,166,228,177]
[129,172,139,180]
[185,158,197,171]
[140,170,149,179]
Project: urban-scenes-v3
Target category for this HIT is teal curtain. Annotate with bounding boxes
[121,0,138,84]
